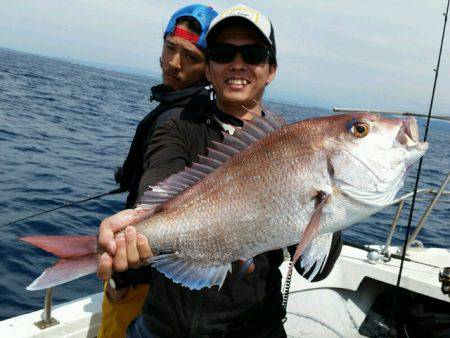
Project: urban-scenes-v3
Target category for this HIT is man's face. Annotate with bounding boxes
[205,25,276,109]
[161,22,206,91]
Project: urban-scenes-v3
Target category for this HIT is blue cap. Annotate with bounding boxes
[164,4,218,50]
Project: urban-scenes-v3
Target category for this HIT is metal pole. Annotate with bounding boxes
[406,172,450,249]
[44,288,52,323]
[34,288,59,329]
[383,200,404,254]
[332,107,450,121]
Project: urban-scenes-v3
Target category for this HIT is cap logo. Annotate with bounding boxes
[220,6,260,24]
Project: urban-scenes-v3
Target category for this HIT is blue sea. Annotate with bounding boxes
[0,47,449,320]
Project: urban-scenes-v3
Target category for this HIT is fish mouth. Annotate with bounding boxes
[403,117,419,141]
[396,117,428,152]
[396,117,425,148]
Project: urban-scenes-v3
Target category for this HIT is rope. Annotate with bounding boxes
[387,0,449,334]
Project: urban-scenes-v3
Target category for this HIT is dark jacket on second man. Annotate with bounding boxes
[118,82,210,208]
[124,101,342,337]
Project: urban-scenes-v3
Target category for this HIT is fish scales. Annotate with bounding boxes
[136,120,335,265]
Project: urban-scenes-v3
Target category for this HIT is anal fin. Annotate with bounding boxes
[149,254,231,290]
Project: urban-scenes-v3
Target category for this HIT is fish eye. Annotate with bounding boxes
[352,122,369,138]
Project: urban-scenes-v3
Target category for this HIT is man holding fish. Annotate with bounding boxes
[21,4,428,338]
[98,4,343,337]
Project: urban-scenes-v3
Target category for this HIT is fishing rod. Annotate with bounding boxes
[387,0,450,335]
[0,187,124,229]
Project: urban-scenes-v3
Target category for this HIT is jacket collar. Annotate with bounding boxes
[149,82,210,104]
[211,106,243,128]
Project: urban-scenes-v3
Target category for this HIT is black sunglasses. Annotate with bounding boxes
[207,44,270,65]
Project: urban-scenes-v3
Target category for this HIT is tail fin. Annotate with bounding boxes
[20,235,99,291]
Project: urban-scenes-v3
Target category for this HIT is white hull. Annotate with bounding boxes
[1,244,448,337]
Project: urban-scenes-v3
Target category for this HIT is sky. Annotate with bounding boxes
[1,0,449,115]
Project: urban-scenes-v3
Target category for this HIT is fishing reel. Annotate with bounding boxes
[439,267,450,297]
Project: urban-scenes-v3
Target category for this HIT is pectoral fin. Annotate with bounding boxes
[292,191,330,266]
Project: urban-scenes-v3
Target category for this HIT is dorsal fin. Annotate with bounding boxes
[251,99,287,130]
[218,110,286,153]
[211,141,240,157]
[198,154,222,169]
[138,110,287,211]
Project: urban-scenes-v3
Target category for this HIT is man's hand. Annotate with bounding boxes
[97,209,252,284]
[113,225,154,272]
[97,209,153,281]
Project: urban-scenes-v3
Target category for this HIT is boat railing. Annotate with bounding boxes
[382,171,450,255]
[35,287,58,329]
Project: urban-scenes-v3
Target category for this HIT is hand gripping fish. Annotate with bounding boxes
[21,112,428,291]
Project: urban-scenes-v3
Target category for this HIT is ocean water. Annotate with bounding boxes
[0,47,448,320]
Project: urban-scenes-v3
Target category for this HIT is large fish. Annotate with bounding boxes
[21,112,428,291]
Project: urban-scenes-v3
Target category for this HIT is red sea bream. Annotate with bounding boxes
[22,112,428,291]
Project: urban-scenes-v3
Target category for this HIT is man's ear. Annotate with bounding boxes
[266,64,277,85]
[205,62,211,82]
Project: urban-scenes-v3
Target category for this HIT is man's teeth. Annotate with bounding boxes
[226,78,249,85]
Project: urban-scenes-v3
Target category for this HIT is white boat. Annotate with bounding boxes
[1,175,449,338]
[1,246,448,337]
[284,244,450,337]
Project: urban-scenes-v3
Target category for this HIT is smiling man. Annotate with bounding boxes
[204,13,277,118]
[98,5,341,338]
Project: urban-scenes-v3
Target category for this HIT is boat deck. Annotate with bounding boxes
[1,245,448,337]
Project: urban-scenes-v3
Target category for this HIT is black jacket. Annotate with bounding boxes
[122,102,342,337]
[111,82,212,291]
[118,82,210,208]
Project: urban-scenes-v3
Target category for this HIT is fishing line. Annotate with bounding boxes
[387,0,449,335]
[0,187,124,229]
